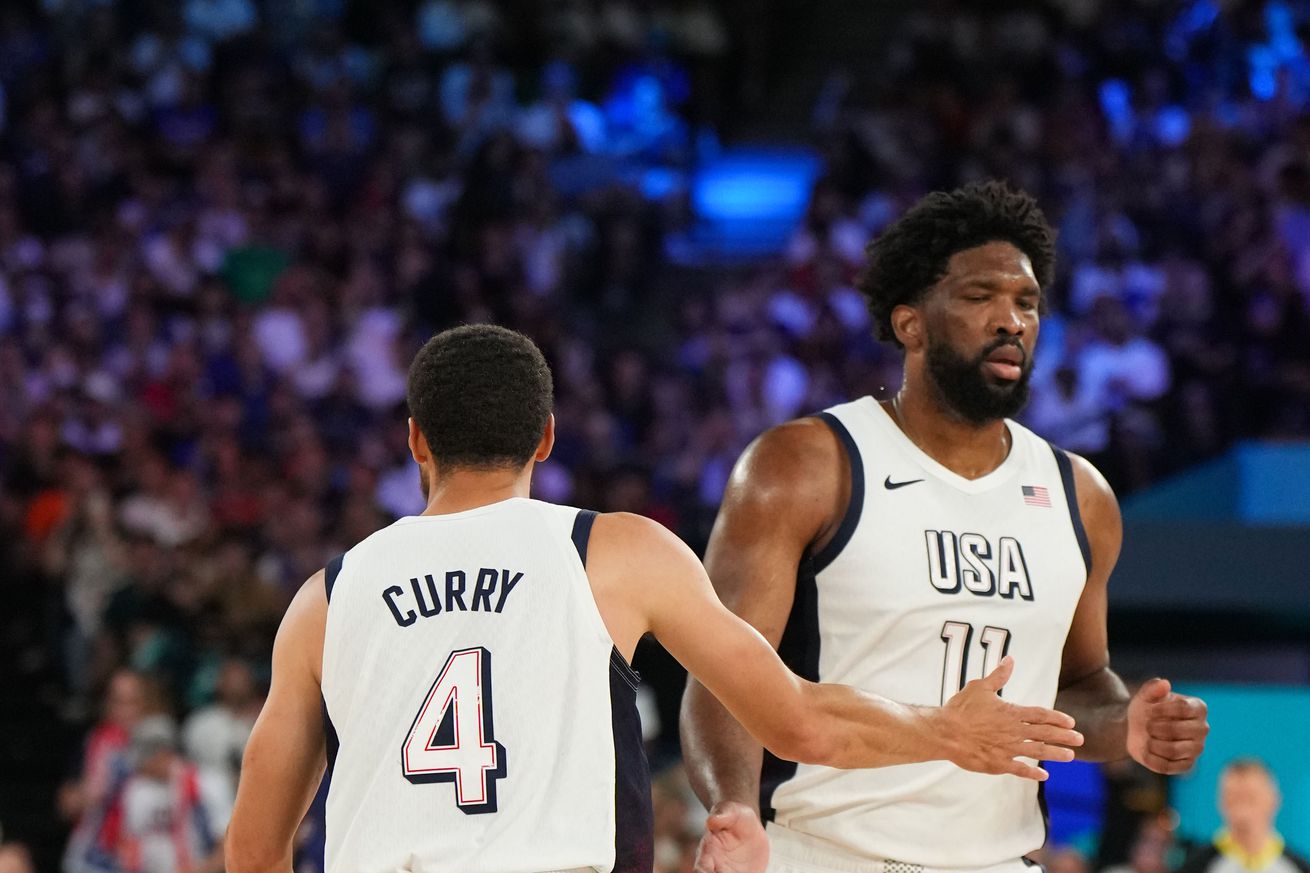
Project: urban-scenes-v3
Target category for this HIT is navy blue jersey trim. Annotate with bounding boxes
[609,646,653,871]
[610,646,640,691]
[759,559,822,820]
[322,554,344,776]
[1050,446,1092,575]
[808,412,864,574]
[321,697,340,777]
[324,552,345,603]
[571,509,599,567]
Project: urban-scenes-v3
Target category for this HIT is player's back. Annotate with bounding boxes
[320,497,651,873]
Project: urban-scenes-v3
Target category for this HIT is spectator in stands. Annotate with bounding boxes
[184,0,257,46]
[1100,828,1170,873]
[41,458,127,710]
[1176,759,1310,873]
[60,670,156,873]
[182,659,261,791]
[117,716,230,873]
[515,61,606,155]
[1022,365,1111,463]
[1072,296,1172,489]
[0,2,1305,866]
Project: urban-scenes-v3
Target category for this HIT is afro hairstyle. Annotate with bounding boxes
[858,180,1056,346]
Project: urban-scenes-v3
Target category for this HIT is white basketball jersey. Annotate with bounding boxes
[320,498,652,873]
[763,397,1090,867]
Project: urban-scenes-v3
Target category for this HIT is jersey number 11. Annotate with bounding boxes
[940,622,1011,705]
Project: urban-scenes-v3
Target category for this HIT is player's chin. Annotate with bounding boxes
[979,373,1023,393]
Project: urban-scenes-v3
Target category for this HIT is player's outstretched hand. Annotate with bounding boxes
[1127,678,1208,775]
[693,801,769,873]
[939,656,1084,781]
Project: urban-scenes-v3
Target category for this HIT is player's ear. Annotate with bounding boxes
[408,418,430,466]
[891,304,923,351]
[534,414,556,463]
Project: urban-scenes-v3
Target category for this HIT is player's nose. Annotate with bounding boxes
[991,302,1026,336]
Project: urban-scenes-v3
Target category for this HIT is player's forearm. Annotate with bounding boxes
[226,783,300,873]
[801,682,949,770]
[224,838,293,873]
[1054,666,1130,761]
[680,679,765,812]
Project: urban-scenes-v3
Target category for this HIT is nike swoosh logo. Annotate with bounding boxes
[884,476,925,490]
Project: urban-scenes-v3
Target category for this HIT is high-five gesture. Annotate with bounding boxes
[1126,678,1208,774]
[938,656,1084,781]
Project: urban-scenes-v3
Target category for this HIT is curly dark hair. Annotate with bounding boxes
[406,324,554,471]
[858,181,1056,346]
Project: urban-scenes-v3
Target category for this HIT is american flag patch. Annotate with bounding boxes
[1022,485,1052,507]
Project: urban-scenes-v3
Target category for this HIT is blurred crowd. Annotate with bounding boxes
[0,0,1306,872]
[806,0,1310,492]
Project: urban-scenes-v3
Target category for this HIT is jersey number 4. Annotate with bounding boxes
[401,646,507,814]
[940,621,1012,705]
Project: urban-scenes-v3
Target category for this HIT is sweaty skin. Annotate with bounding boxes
[227,413,1084,873]
[680,242,1209,869]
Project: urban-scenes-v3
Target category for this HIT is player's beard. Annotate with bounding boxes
[925,335,1033,425]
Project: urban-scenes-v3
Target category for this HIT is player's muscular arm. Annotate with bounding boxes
[589,510,1081,780]
[1053,457,1130,761]
[1055,456,1208,771]
[591,475,1085,873]
[677,420,843,814]
[227,572,329,873]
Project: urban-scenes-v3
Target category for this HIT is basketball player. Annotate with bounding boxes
[226,325,1084,873]
[681,182,1210,872]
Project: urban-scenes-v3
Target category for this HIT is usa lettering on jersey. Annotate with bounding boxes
[923,530,1034,600]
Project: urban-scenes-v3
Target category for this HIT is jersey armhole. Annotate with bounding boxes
[806,411,865,574]
[324,552,346,602]
[570,509,598,567]
[1049,445,1092,576]
[321,553,345,775]
[569,508,641,683]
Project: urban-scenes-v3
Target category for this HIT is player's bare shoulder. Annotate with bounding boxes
[719,416,852,556]
[584,511,705,655]
[590,511,695,571]
[275,568,329,682]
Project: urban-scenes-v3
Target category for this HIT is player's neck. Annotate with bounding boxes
[419,467,533,516]
[887,384,1011,480]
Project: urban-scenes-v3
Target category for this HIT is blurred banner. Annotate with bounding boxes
[1113,442,1310,617]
